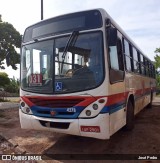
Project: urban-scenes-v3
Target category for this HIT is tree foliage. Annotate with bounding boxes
[0,72,19,93]
[154,48,160,70]
[0,15,21,70]
[5,77,19,93]
[155,48,160,53]
[0,72,10,87]
[154,48,160,88]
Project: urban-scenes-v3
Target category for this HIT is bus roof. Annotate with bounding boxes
[23,8,152,62]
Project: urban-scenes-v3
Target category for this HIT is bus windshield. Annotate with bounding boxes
[21,31,104,94]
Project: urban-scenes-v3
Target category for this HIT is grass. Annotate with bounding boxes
[0,97,19,103]
[156,94,160,97]
[0,99,9,102]
[7,97,20,103]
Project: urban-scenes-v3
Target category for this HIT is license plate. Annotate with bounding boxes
[80,126,100,133]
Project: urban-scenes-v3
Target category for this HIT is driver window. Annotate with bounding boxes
[107,27,124,83]
[109,37,123,71]
[109,46,119,69]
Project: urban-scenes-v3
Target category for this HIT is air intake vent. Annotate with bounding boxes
[39,120,70,129]
[28,97,84,108]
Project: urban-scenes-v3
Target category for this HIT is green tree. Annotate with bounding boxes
[154,48,160,69]
[0,72,10,87]
[154,48,160,88]
[0,15,21,70]
[5,77,19,93]
[155,48,160,53]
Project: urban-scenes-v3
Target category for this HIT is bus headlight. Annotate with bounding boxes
[79,97,107,118]
[92,103,98,110]
[86,110,91,116]
[20,100,33,115]
[21,102,25,107]
[21,107,33,115]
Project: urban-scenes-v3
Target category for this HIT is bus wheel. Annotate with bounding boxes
[124,100,134,130]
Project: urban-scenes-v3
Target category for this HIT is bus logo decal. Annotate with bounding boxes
[55,82,62,91]
[50,110,57,116]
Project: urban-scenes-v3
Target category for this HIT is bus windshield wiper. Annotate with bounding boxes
[61,31,79,74]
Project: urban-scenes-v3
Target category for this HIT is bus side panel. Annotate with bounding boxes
[109,107,126,136]
[107,81,126,136]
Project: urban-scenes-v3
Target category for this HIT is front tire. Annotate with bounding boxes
[125,100,134,130]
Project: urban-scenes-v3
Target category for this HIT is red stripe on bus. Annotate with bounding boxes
[106,92,129,106]
[20,87,156,108]
[21,96,34,107]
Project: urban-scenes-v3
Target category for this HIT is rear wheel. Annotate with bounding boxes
[124,100,134,130]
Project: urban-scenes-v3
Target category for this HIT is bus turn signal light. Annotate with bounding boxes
[98,99,105,103]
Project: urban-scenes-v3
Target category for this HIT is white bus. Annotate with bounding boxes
[20,8,156,139]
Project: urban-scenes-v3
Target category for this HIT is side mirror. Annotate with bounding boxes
[108,27,117,46]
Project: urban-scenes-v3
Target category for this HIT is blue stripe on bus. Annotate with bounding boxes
[31,105,84,119]
[100,101,126,115]
[26,88,156,119]
[30,100,126,118]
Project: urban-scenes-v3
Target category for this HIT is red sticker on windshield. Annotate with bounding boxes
[29,74,42,86]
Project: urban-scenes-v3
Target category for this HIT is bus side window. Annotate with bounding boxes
[107,27,124,83]
[109,45,119,70]
[132,47,140,74]
[117,38,124,71]
[123,38,133,72]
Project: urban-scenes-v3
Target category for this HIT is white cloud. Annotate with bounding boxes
[0,0,41,34]
[130,36,160,61]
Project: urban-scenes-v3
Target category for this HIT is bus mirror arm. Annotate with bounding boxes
[106,18,111,27]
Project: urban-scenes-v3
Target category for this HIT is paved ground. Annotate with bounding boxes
[0,102,19,109]
[0,97,19,109]
[152,96,160,105]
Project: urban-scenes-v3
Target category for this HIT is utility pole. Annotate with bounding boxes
[41,0,43,20]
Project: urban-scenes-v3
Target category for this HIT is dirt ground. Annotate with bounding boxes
[0,98,160,163]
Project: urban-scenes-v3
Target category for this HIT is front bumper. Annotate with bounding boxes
[19,109,110,139]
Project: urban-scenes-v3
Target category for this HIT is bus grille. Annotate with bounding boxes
[39,120,70,129]
[28,97,84,108]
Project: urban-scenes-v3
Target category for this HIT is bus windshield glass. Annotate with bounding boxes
[21,31,104,94]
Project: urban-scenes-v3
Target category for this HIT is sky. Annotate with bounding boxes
[0,0,160,79]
